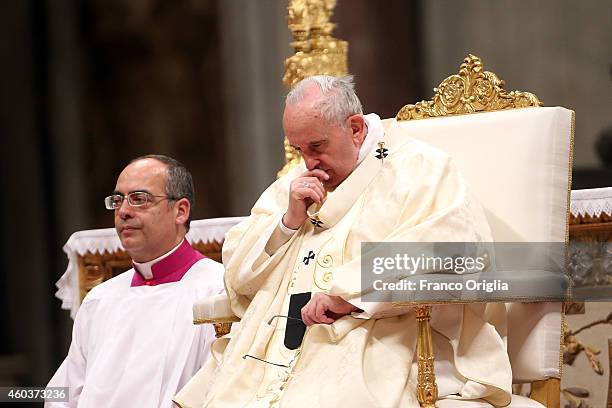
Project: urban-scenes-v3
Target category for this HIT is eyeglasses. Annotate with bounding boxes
[104,191,176,210]
[242,315,305,368]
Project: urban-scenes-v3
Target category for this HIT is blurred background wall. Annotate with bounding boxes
[0,0,610,402]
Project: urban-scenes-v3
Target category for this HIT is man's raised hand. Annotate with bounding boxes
[282,169,329,229]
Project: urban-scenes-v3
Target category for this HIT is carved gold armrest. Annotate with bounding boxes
[193,293,240,338]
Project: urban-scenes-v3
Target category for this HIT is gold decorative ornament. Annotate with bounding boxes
[307,0,348,80]
[279,0,348,178]
[396,54,542,121]
[322,271,333,282]
[79,250,130,301]
[314,254,333,290]
[316,254,333,268]
[213,322,233,338]
[283,0,347,89]
[415,306,438,407]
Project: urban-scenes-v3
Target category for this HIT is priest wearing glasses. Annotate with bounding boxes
[46,155,224,408]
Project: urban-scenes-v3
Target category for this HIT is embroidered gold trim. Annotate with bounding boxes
[560,110,576,379]
[559,309,566,378]
[392,296,571,308]
[316,254,333,268]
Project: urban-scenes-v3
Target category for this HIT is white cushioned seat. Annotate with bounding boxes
[437,394,545,408]
[193,292,238,324]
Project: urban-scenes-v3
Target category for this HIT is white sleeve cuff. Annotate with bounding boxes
[279,218,299,236]
[264,218,299,255]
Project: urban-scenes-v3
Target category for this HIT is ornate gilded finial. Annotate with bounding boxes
[283,0,347,89]
[308,0,336,38]
[280,0,349,178]
[307,0,347,78]
[396,54,543,121]
[287,0,310,53]
[284,0,312,89]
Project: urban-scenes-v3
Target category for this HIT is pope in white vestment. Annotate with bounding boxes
[175,112,513,408]
[47,239,224,408]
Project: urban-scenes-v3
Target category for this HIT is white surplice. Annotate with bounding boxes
[46,257,224,408]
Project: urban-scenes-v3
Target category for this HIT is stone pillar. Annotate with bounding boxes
[334,0,423,118]
[218,0,291,215]
[0,1,54,385]
[45,0,90,359]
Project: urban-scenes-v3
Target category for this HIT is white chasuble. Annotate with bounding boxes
[47,258,223,408]
[175,119,512,408]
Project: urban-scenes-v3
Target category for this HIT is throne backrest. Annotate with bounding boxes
[387,55,573,397]
[390,56,573,244]
[390,107,573,243]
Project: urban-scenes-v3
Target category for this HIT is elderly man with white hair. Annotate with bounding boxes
[175,76,512,408]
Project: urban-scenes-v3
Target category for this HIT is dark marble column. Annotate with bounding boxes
[0,1,54,387]
[334,0,424,118]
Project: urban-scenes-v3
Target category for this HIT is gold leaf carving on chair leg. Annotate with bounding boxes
[415,305,438,408]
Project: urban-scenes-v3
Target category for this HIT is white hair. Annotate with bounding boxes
[286,75,363,126]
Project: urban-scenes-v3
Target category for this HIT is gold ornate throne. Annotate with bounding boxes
[390,54,572,408]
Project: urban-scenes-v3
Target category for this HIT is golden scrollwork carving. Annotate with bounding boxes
[283,0,347,90]
[415,305,438,408]
[308,0,347,79]
[279,0,348,178]
[79,250,130,301]
[212,322,233,338]
[397,54,542,121]
[287,0,310,32]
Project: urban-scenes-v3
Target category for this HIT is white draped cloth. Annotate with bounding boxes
[570,187,612,218]
[46,257,224,408]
